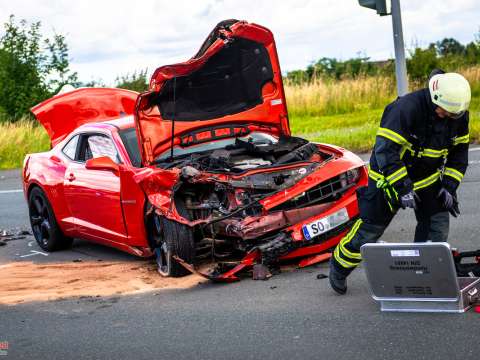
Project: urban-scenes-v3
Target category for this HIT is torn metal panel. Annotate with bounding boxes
[216,203,333,239]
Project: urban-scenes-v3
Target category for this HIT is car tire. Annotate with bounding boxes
[154,214,195,278]
[28,187,73,251]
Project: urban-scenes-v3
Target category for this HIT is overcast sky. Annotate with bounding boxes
[1,0,479,85]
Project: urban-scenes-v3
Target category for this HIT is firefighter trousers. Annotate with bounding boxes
[332,179,450,276]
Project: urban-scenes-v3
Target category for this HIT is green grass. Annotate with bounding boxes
[290,101,480,151]
[290,109,383,152]
[0,121,50,169]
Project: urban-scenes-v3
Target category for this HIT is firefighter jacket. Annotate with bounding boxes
[369,88,469,201]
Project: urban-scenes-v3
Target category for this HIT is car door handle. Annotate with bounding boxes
[67,173,76,182]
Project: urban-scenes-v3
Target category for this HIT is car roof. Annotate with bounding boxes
[103,115,135,130]
[76,115,135,133]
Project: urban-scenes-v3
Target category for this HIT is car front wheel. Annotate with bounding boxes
[152,214,195,278]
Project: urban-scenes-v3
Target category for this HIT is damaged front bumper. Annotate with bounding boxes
[173,187,360,282]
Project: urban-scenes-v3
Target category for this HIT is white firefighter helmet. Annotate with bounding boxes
[429,72,471,117]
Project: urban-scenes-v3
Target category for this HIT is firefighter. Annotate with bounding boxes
[329,71,471,295]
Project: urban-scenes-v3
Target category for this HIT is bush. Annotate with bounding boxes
[115,69,149,92]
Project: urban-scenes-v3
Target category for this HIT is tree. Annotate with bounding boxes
[407,44,439,81]
[0,15,77,120]
[436,38,465,56]
[115,69,149,92]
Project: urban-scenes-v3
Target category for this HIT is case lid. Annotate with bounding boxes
[361,242,460,302]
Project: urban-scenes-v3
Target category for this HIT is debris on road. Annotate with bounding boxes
[0,261,206,305]
[0,228,31,244]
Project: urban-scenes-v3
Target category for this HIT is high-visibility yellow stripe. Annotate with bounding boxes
[444,167,464,182]
[339,220,363,260]
[334,246,358,268]
[377,127,411,147]
[420,148,449,158]
[368,166,383,181]
[368,166,407,186]
[400,146,410,159]
[386,166,408,184]
[370,168,440,192]
[453,134,469,146]
[413,171,441,191]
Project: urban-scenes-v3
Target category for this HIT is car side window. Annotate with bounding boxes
[62,135,79,160]
[78,134,120,163]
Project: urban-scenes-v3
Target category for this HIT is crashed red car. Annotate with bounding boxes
[23,20,367,281]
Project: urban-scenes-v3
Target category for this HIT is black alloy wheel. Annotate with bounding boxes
[28,187,73,251]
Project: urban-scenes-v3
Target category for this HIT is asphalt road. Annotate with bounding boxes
[1,150,480,360]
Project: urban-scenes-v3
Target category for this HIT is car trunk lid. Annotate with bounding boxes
[31,88,139,147]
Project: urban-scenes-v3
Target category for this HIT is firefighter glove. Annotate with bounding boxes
[400,191,420,210]
[438,188,461,217]
[437,187,454,209]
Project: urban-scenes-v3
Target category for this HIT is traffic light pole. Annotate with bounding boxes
[391,0,408,96]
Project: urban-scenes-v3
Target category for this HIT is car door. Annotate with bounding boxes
[63,132,128,243]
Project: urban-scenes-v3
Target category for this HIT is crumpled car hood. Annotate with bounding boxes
[135,19,290,165]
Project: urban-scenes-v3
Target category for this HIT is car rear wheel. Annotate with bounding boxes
[28,187,73,251]
[153,214,195,278]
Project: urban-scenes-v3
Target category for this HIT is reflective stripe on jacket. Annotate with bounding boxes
[369,88,469,195]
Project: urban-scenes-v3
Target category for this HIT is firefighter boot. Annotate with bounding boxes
[329,258,347,295]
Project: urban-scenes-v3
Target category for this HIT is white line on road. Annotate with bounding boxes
[19,250,48,258]
[0,189,22,194]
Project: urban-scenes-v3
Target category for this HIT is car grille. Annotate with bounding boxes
[271,174,354,212]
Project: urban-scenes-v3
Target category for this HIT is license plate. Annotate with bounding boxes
[302,208,349,241]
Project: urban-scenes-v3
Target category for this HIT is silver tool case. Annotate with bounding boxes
[361,242,480,313]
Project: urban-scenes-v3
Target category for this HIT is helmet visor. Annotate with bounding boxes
[448,110,466,120]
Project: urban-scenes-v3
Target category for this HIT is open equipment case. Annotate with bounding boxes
[361,242,480,313]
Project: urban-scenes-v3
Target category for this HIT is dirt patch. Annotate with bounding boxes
[0,261,206,305]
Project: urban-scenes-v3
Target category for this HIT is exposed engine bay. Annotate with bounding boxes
[156,133,326,173]
[145,132,361,281]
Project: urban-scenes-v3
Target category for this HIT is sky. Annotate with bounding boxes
[0,0,479,85]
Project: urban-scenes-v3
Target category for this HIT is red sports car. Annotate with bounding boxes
[24,20,367,281]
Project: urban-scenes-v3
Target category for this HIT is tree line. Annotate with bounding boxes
[286,36,480,84]
[1,15,479,121]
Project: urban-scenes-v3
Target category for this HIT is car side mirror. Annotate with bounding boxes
[85,156,119,175]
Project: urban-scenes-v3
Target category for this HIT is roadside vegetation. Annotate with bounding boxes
[1,15,479,169]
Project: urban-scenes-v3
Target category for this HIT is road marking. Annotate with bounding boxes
[0,189,22,194]
[469,147,480,152]
[19,250,48,258]
[28,241,34,247]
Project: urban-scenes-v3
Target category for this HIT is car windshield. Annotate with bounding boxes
[118,128,278,166]
[119,128,142,167]
[156,132,278,161]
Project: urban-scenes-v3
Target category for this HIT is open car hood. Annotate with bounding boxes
[135,20,290,165]
[31,88,139,147]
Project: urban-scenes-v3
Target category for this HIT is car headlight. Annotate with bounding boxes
[340,168,360,187]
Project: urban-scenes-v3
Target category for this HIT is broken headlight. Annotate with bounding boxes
[339,168,360,188]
